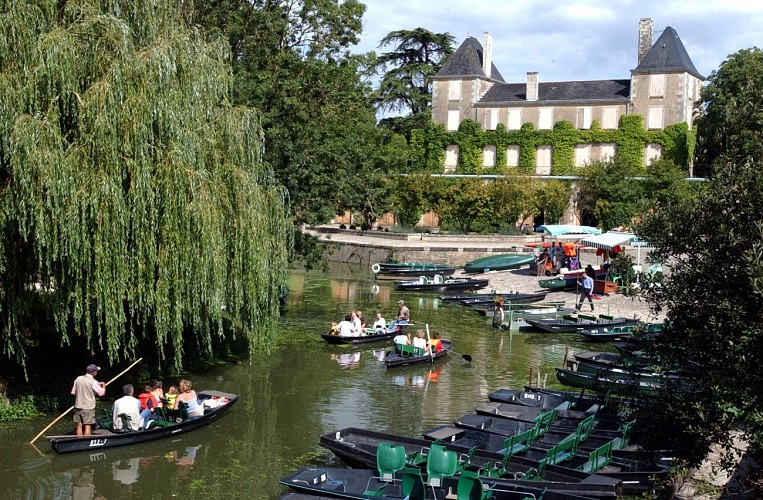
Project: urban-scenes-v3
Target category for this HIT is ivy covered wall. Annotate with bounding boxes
[409,115,694,173]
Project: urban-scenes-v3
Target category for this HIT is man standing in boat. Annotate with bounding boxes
[71,364,106,436]
[396,300,409,322]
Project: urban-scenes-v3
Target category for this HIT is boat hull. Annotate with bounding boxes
[384,340,452,367]
[49,390,238,453]
[463,253,535,273]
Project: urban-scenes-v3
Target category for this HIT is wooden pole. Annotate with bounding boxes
[528,367,533,387]
[29,357,143,445]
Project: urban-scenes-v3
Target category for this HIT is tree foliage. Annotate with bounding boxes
[435,179,494,233]
[575,158,646,230]
[0,0,291,371]
[372,28,455,138]
[695,48,763,176]
[193,0,389,229]
[636,160,763,468]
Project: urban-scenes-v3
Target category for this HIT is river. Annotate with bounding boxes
[0,263,595,499]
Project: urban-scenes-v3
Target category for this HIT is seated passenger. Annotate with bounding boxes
[165,386,178,409]
[137,384,158,428]
[393,332,410,346]
[427,332,444,353]
[373,312,387,334]
[113,384,144,431]
[412,330,427,351]
[174,379,204,418]
[151,380,164,408]
[336,315,354,337]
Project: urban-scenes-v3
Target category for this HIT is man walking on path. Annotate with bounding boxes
[71,364,106,436]
[576,272,595,312]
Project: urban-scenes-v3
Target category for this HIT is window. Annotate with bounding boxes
[507,109,522,130]
[602,107,618,129]
[485,109,498,130]
[538,108,554,129]
[600,143,616,162]
[647,106,664,129]
[447,110,460,131]
[576,107,592,129]
[448,80,461,100]
[482,146,496,167]
[506,145,520,167]
[645,144,662,164]
[649,74,666,97]
[574,145,591,167]
[536,146,552,175]
[444,145,459,171]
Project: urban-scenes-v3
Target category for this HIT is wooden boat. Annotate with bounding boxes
[473,402,623,432]
[579,322,664,342]
[320,321,408,345]
[48,390,238,453]
[453,413,629,442]
[384,340,452,368]
[525,314,639,334]
[393,276,489,293]
[488,387,611,412]
[539,269,607,291]
[280,465,597,500]
[556,368,667,397]
[372,262,451,273]
[458,290,548,307]
[463,253,536,273]
[569,354,680,384]
[319,427,623,498]
[374,264,457,280]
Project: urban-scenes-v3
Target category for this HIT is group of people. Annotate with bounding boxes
[535,241,581,276]
[71,364,205,435]
[329,300,411,337]
[393,329,443,354]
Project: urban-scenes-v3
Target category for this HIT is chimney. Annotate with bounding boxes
[638,18,653,64]
[482,32,492,78]
[526,72,539,102]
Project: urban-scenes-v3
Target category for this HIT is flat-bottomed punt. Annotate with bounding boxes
[384,340,452,368]
[394,276,489,293]
[48,390,238,453]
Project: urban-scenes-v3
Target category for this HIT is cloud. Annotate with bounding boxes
[355,0,763,83]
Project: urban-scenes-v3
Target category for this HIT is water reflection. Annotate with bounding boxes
[389,365,443,387]
[0,263,610,499]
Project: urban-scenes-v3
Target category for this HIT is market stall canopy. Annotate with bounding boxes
[536,225,601,237]
[580,231,637,252]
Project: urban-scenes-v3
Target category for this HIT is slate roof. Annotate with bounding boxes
[633,26,704,79]
[477,79,631,106]
[436,37,505,82]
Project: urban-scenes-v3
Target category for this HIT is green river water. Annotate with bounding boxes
[0,263,596,499]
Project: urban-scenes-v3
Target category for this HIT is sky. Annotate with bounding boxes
[352,0,763,83]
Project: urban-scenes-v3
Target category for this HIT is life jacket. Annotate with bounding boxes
[138,392,156,410]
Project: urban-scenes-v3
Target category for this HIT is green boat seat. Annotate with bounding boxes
[498,427,536,457]
[459,446,477,471]
[401,467,426,500]
[522,458,547,481]
[532,410,557,436]
[544,433,578,465]
[456,470,492,500]
[578,440,613,473]
[612,419,636,449]
[426,443,459,487]
[376,442,406,481]
[575,414,596,442]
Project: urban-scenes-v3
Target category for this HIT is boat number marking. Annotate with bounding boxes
[171,428,183,434]
[89,439,107,447]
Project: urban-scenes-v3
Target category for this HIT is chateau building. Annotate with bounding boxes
[430,18,704,174]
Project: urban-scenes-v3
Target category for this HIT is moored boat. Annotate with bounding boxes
[372,262,451,274]
[555,367,666,397]
[394,275,489,292]
[578,322,664,342]
[525,314,640,334]
[48,390,238,453]
[463,253,536,273]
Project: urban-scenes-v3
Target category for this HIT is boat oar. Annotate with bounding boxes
[29,357,143,445]
[450,349,472,363]
[425,324,435,364]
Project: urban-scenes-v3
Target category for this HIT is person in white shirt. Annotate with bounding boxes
[113,384,144,431]
[337,315,355,337]
[373,312,387,334]
[393,332,410,345]
[412,330,427,350]
[351,311,363,335]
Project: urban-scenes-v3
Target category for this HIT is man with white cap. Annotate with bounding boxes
[71,364,106,436]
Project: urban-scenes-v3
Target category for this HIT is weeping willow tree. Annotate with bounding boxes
[0,0,292,372]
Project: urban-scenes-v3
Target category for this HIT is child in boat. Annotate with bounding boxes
[427,332,443,353]
[150,380,164,408]
[165,386,178,409]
